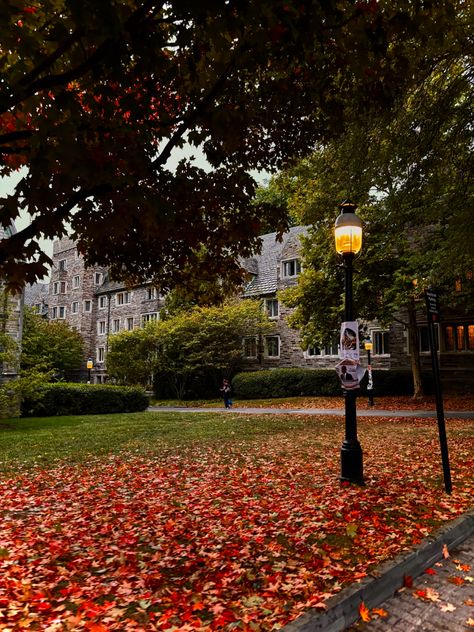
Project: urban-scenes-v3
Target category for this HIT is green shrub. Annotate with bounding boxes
[232,369,339,399]
[22,383,149,417]
[232,368,430,399]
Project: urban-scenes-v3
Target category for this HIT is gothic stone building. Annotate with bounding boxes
[46,230,473,390]
[0,223,23,386]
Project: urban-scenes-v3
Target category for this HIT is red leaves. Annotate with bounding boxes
[0,419,472,630]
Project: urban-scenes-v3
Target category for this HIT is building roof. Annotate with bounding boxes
[242,226,307,297]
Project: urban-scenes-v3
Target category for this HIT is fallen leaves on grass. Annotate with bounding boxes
[0,417,472,630]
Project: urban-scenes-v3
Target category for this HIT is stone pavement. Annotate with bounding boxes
[281,512,474,632]
[348,530,474,631]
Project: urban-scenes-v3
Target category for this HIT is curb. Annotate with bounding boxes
[281,510,474,632]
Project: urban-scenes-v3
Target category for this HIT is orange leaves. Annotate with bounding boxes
[358,602,388,622]
[359,601,371,622]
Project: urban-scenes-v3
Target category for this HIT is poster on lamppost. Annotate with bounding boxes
[336,359,366,390]
[339,321,360,361]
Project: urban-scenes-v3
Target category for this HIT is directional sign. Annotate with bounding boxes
[425,289,439,321]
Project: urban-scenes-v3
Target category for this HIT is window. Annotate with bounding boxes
[265,336,280,358]
[95,273,103,285]
[419,325,439,352]
[52,281,65,294]
[126,317,134,331]
[98,320,106,335]
[265,298,279,319]
[58,306,66,319]
[58,259,67,271]
[141,312,158,326]
[306,337,339,357]
[99,296,107,309]
[373,330,390,355]
[444,323,474,351]
[243,337,257,358]
[112,319,120,333]
[51,307,57,319]
[146,287,157,300]
[116,291,131,306]
[282,259,301,278]
[71,301,79,314]
[97,347,105,363]
[84,300,92,313]
[73,275,80,289]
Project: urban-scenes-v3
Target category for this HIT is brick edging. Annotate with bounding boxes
[282,510,474,632]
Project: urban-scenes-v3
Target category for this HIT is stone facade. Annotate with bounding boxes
[0,223,23,385]
[48,237,165,382]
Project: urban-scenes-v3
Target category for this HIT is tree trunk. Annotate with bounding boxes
[407,299,425,398]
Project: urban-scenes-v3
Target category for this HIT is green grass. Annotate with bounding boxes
[0,411,321,472]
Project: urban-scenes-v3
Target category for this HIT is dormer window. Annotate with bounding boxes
[282,259,301,278]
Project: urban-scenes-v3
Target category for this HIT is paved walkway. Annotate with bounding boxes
[149,405,474,419]
[347,529,474,631]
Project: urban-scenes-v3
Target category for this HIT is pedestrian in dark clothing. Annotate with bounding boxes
[220,378,232,408]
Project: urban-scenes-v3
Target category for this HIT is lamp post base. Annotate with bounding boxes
[340,439,364,485]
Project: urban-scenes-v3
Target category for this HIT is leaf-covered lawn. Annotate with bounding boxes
[0,413,472,630]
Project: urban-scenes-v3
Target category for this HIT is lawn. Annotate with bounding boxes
[0,411,472,631]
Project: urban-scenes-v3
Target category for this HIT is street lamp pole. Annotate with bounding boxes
[364,339,374,407]
[335,201,364,485]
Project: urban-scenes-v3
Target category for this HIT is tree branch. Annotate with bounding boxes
[4,184,112,251]
[0,130,34,145]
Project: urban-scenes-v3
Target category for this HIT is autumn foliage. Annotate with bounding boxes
[0,414,472,630]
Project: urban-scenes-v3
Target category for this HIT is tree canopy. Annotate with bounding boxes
[21,306,84,377]
[107,299,272,398]
[271,50,473,396]
[0,0,468,291]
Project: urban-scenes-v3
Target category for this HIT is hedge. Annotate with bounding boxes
[22,383,149,417]
[232,368,431,399]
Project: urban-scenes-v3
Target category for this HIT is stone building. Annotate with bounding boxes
[45,230,473,389]
[241,226,393,372]
[48,237,165,382]
[0,222,23,385]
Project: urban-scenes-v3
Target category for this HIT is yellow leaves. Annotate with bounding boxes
[439,602,456,612]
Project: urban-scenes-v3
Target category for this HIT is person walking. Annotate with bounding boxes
[220,378,232,409]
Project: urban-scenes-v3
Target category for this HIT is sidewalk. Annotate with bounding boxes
[148,405,474,419]
[281,512,474,632]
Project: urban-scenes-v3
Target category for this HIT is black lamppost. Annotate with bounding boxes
[364,339,374,407]
[87,358,93,384]
[335,201,364,485]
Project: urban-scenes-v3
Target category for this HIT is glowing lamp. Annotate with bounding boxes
[334,201,363,255]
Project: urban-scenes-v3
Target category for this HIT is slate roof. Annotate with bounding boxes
[242,226,307,297]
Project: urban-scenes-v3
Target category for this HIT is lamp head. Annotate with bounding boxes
[334,201,363,255]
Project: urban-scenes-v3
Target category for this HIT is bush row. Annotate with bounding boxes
[232,368,429,399]
[22,383,149,417]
